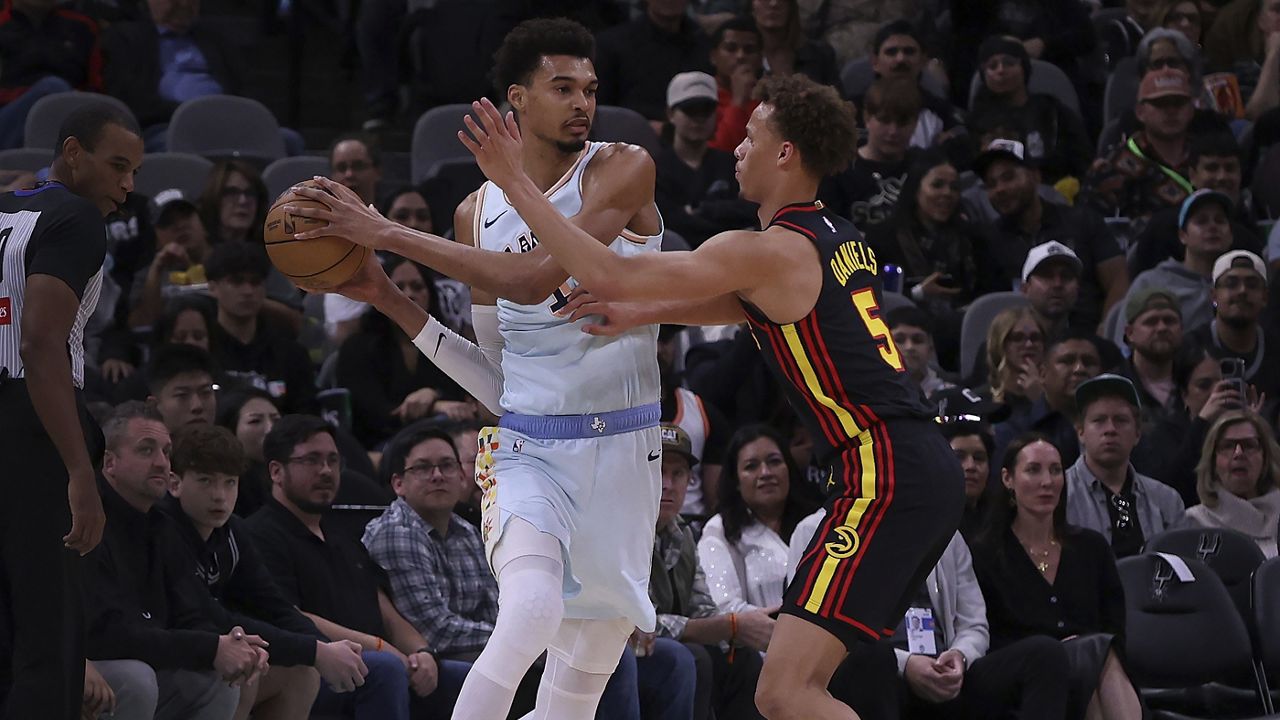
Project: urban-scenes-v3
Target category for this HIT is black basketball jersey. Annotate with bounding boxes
[742,201,933,464]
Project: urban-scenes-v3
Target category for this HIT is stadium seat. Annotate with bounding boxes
[419,157,486,236]
[166,95,286,163]
[23,91,137,151]
[1104,57,1140,128]
[411,104,474,186]
[1252,147,1280,220]
[591,105,661,157]
[881,290,916,314]
[1144,527,1266,630]
[262,155,331,202]
[1255,558,1280,707]
[0,147,53,172]
[133,152,214,202]
[968,59,1082,118]
[958,291,1028,381]
[1098,117,1127,157]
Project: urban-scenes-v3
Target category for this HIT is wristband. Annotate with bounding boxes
[728,613,738,663]
[375,637,383,652]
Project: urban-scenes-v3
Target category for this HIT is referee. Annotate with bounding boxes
[0,104,142,719]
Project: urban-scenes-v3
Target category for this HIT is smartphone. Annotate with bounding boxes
[1220,357,1247,400]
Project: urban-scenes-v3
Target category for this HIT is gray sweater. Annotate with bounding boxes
[1113,260,1213,347]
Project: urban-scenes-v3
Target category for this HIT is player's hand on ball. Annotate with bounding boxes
[559,287,643,336]
[329,250,393,305]
[285,177,391,250]
[458,98,526,191]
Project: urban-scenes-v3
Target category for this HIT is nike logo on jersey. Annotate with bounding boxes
[483,210,508,228]
[435,333,445,356]
[647,451,661,462]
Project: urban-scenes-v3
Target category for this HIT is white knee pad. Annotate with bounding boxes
[547,618,633,674]
[519,619,633,720]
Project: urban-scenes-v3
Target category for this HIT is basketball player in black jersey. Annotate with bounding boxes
[459,74,964,720]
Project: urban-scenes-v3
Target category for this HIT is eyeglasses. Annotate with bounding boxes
[1216,275,1264,291]
[1143,96,1191,110]
[221,187,255,201]
[1148,57,1189,71]
[333,160,371,173]
[288,453,342,471]
[1111,492,1134,530]
[1215,438,1263,456]
[404,459,463,478]
[1005,331,1044,346]
[391,209,431,224]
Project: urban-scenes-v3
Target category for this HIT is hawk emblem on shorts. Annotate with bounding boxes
[591,416,606,434]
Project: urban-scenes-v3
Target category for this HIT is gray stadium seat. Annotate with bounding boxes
[1104,57,1140,127]
[958,292,1028,381]
[880,290,915,314]
[166,95,285,163]
[411,104,474,185]
[133,152,214,202]
[0,147,53,172]
[262,155,331,203]
[968,59,1081,118]
[590,105,661,157]
[1255,558,1280,705]
[23,91,137,150]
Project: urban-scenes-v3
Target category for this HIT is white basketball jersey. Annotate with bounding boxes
[475,142,662,416]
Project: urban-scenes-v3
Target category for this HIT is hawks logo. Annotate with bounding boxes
[824,526,861,559]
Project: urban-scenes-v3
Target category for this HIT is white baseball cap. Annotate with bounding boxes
[1021,240,1082,283]
[666,72,718,109]
[1212,249,1267,286]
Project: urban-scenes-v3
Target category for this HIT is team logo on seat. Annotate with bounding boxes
[825,526,861,559]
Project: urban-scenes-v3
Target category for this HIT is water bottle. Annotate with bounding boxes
[882,264,903,293]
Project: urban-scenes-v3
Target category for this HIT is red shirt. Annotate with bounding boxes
[710,84,759,153]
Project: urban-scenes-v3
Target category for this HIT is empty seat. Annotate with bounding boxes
[134,152,214,202]
[24,91,137,151]
[411,104,474,186]
[0,147,53,172]
[590,105,660,157]
[166,95,286,163]
[262,155,331,202]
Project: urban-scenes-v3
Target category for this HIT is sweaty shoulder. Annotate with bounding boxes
[453,190,481,248]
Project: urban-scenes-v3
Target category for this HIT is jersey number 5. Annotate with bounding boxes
[851,288,904,371]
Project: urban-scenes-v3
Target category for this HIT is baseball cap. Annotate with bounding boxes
[1021,240,1082,283]
[932,386,1012,425]
[152,188,198,227]
[1178,188,1233,229]
[1075,373,1142,414]
[667,72,718,110]
[660,424,699,466]
[1124,286,1181,324]
[1138,68,1193,102]
[1212,249,1267,286]
[973,138,1031,179]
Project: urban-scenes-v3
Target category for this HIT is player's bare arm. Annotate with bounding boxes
[560,288,746,337]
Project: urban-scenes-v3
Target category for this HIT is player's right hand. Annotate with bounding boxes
[329,250,395,305]
[286,177,393,250]
[559,287,642,337]
[64,471,105,556]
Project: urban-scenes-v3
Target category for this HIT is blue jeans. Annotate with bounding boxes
[597,645,640,720]
[0,75,73,149]
[312,650,409,720]
[637,638,696,720]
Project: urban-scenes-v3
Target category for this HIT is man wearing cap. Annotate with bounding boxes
[978,139,1129,329]
[128,188,209,329]
[1119,287,1185,426]
[1020,240,1084,338]
[705,17,761,154]
[656,71,756,249]
[1066,374,1186,558]
[1081,68,1197,235]
[1118,188,1234,345]
[649,424,768,720]
[1189,249,1279,400]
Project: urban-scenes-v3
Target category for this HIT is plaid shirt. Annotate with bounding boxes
[651,518,719,640]
[1080,131,1191,237]
[362,498,498,656]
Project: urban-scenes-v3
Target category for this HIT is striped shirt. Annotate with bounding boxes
[0,182,106,389]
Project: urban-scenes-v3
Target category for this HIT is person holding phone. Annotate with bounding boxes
[1187,250,1278,414]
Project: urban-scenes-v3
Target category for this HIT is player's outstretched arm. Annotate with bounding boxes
[559,288,746,337]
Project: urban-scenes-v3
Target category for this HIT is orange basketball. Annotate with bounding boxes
[263,180,367,291]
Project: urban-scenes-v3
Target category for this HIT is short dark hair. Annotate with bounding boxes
[863,76,922,123]
[147,343,217,395]
[871,19,922,55]
[382,422,460,479]
[204,240,270,282]
[755,74,859,178]
[329,132,381,168]
[939,420,995,459]
[154,295,214,348]
[103,401,166,452]
[1188,132,1242,169]
[173,424,247,476]
[711,16,761,48]
[493,18,596,95]
[54,103,141,159]
[263,414,335,467]
[885,306,934,334]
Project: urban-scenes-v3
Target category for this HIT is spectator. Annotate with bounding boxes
[215,387,279,517]
[108,294,216,403]
[129,189,210,329]
[1119,288,1185,428]
[981,307,1047,415]
[650,425,766,720]
[1157,0,1204,46]
[971,433,1142,720]
[1188,250,1280,400]
[198,160,267,247]
[867,148,991,365]
[205,241,318,414]
[330,133,382,206]
[938,416,998,540]
[147,342,218,432]
[820,76,918,229]
[1081,68,1197,235]
[863,19,965,150]
[244,415,467,719]
[0,0,103,148]
[1186,411,1280,557]
[657,325,730,517]
[886,307,955,399]
[1118,188,1233,343]
[971,35,1091,183]
[163,424,375,718]
[1099,0,1161,68]
[1019,240,1084,341]
[978,139,1129,330]
[1205,0,1280,119]
[993,331,1107,471]
[697,425,818,614]
[705,17,762,154]
[1065,374,1186,558]
[958,112,1071,226]
[595,0,713,125]
[656,71,757,248]
[86,402,265,720]
[749,0,838,86]
[336,256,472,447]
[1128,132,1263,278]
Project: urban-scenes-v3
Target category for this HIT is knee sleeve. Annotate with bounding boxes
[521,619,633,720]
[547,618,632,674]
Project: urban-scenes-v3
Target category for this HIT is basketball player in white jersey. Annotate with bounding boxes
[285,18,665,720]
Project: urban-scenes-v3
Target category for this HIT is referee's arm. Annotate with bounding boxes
[20,274,105,555]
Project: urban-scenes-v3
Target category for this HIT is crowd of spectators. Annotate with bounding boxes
[6,0,1280,718]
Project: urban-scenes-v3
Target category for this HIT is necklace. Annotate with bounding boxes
[1022,539,1059,574]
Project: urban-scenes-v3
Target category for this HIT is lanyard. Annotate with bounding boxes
[1126,137,1194,195]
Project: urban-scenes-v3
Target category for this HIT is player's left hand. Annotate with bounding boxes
[286,177,393,250]
[458,98,526,192]
[559,287,643,336]
[407,651,439,697]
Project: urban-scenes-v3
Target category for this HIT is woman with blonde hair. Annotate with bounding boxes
[984,306,1048,408]
[1186,411,1280,557]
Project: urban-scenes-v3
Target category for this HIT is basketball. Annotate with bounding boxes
[263,180,367,291]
